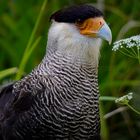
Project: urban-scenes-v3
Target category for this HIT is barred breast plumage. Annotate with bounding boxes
[10,52,100,139]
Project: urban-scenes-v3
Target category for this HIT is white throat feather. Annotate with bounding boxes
[46,21,102,66]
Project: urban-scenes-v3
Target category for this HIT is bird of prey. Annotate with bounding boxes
[0,4,112,140]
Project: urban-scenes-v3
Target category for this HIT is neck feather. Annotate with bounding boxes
[46,21,102,67]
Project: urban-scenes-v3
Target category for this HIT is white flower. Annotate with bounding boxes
[115,92,133,105]
[112,35,140,63]
[112,35,140,51]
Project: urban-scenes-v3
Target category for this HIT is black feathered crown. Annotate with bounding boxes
[50,4,103,23]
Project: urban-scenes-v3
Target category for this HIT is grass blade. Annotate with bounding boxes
[0,67,18,80]
[15,0,48,80]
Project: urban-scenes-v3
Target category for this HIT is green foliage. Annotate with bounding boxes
[15,0,48,80]
[0,0,140,140]
[0,67,17,80]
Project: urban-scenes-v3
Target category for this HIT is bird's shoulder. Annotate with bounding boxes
[11,73,53,110]
[0,73,49,119]
[0,82,34,118]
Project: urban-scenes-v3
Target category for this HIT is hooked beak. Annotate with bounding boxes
[97,22,112,45]
[78,17,112,44]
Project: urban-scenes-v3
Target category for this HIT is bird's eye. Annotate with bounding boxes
[77,19,81,22]
[76,19,84,25]
[99,21,103,26]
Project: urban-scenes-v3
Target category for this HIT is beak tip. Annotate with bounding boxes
[97,23,112,45]
[108,38,112,45]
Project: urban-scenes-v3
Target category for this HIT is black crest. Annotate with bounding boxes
[50,4,103,23]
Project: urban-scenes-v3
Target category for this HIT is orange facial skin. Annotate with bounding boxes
[77,17,105,37]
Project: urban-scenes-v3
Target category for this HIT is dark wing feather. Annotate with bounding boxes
[13,91,33,113]
[0,83,15,121]
[0,83,34,140]
[0,83,15,140]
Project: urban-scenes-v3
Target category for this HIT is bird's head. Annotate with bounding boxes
[47,4,112,65]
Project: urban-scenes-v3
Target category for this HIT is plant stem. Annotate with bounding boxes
[126,103,140,115]
[100,95,140,115]
[121,48,136,58]
[137,47,140,64]
[122,47,136,57]
[130,47,137,57]
[100,102,109,140]
[15,0,48,80]
[99,96,117,101]
[26,37,42,64]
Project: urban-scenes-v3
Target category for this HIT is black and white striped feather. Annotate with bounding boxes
[0,54,101,140]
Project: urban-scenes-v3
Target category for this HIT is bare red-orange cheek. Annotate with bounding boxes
[77,17,105,37]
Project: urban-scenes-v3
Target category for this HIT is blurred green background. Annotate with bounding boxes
[0,0,140,140]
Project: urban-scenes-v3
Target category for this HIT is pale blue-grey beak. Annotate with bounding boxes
[97,23,112,45]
